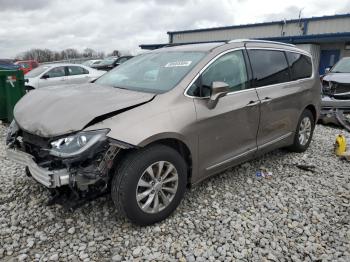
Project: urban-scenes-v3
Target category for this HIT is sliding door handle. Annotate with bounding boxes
[261,97,273,103]
[246,100,260,107]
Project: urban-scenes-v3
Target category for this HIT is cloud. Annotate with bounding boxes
[0,0,236,58]
[0,0,50,11]
[337,1,350,13]
[263,6,303,22]
[260,0,348,23]
[0,0,348,58]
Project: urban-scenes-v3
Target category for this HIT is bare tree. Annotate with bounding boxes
[16,47,110,62]
[96,51,105,59]
[64,48,79,59]
[109,50,121,57]
[83,48,96,57]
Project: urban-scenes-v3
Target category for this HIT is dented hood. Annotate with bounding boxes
[14,83,154,137]
[323,73,350,83]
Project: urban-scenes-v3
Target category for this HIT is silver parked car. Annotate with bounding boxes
[82,59,102,67]
[6,40,320,225]
[24,63,106,91]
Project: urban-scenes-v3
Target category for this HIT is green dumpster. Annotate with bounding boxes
[0,70,25,122]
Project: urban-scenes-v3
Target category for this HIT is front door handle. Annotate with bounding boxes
[261,97,273,103]
[246,100,260,107]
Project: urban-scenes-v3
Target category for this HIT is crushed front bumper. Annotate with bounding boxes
[321,96,350,110]
[6,147,69,188]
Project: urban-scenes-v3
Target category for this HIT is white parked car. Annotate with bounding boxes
[24,63,106,90]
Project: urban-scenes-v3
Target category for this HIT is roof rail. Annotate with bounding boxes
[227,39,296,47]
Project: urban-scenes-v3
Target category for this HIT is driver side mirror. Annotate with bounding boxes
[207,81,230,109]
[41,74,50,79]
[325,67,331,74]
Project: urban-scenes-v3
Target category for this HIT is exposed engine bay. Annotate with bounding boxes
[6,121,130,209]
[320,79,350,132]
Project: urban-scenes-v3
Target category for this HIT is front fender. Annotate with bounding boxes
[85,95,197,155]
[137,132,191,148]
[85,95,199,183]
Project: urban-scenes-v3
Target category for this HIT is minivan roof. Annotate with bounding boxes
[155,42,225,52]
[155,39,309,56]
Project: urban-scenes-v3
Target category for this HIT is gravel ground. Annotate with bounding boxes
[0,123,349,262]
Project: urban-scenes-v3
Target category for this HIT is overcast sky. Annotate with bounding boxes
[0,0,349,58]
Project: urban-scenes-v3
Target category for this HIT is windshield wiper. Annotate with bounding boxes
[113,86,128,90]
[331,71,348,73]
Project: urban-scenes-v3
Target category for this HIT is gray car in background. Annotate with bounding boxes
[82,59,103,67]
[6,40,320,225]
[320,57,350,129]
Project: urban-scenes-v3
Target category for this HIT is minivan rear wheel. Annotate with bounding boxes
[111,144,187,225]
[288,109,315,152]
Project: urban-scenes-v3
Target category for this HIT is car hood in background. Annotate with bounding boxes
[14,83,155,137]
[323,73,350,83]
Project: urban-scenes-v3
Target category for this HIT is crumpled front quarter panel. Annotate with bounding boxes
[86,94,198,149]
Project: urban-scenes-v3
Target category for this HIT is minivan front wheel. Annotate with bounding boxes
[288,109,315,152]
[111,145,187,225]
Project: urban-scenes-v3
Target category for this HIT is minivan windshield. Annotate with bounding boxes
[95,51,207,93]
[25,65,50,78]
[331,57,350,73]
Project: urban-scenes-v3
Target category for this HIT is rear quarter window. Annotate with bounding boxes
[248,49,290,87]
[286,52,312,80]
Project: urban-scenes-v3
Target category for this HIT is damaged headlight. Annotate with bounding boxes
[49,129,109,158]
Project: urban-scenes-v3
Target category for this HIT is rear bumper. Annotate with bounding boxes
[6,147,69,188]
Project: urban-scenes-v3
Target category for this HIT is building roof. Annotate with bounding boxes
[140,13,350,50]
[262,32,350,44]
[167,13,350,35]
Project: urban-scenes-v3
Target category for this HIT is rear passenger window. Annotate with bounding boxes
[248,50,290,87]
[286,52,312,80]
[68,66,89,76]
[46,67,66,78]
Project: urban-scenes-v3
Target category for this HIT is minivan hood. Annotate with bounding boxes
[14,84,155,137]
[323,73,350,83]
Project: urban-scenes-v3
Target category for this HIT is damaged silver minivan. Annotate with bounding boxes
[6,40,320,225]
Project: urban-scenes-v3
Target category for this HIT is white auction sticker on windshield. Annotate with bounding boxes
[165,61,192,67]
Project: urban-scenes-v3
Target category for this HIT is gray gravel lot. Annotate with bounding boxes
[0,123,349,261]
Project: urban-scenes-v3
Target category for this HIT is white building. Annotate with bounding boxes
[140,14,350,75]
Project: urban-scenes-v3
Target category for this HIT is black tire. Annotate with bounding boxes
[25,86,35,93]
[288,109,315,152]
[111,144,187,226]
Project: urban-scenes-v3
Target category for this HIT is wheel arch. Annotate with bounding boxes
[141,135,193,188]
[305,104,317,122]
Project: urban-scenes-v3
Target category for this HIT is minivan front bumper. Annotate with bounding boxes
[6,147,69,188]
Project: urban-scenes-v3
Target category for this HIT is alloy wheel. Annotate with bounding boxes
[298,117,312,146]
[136,161,179,214]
